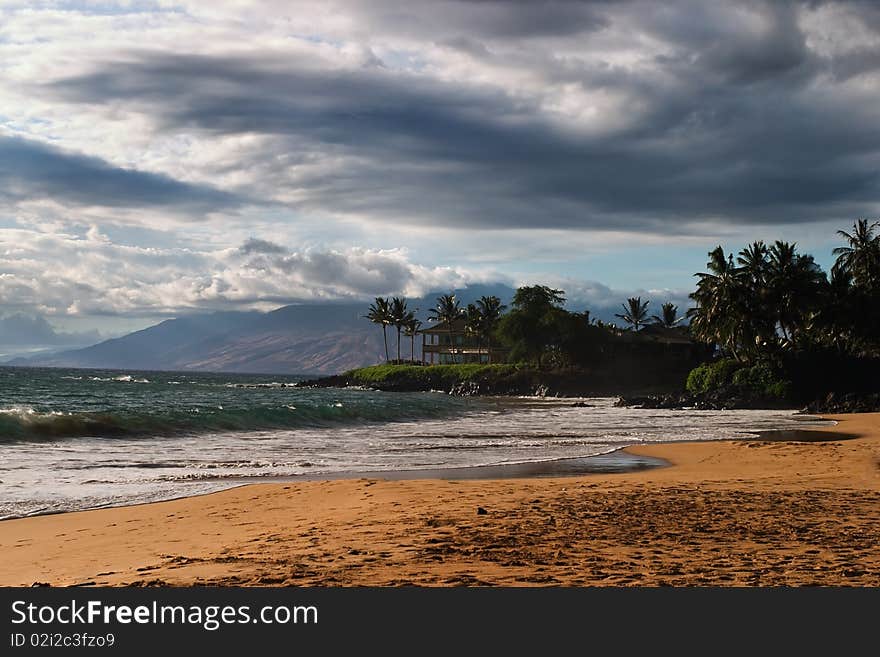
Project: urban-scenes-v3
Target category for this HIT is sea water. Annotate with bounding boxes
[0,366,828,519]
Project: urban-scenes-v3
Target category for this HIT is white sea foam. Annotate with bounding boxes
[0,395,830,520]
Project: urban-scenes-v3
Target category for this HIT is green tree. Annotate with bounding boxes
[476,295,506,364]
[736,241,770,289]
[688,247,751,360]
[403,313,422,363]
[651,302,684,328]
[766,241,825,347]
[831,219,880,354]
[809,266,854,353]
[615,297,650,331]
[389,296,409,363]
[833,219,880,288]
[497,285,566,367]
[365,297,392,362]
[690,241,828,360]
[465,303,483,361]
[428,293,464,364]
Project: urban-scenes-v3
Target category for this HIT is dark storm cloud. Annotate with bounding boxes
[239,237,288,255]
[235,238,415,296]
[642,1,814,85]
[355,0,610,39]
[0,135,243,213]
[42,0,880,231]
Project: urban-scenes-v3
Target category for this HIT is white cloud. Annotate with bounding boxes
[0,228,499,317]
[0,0,877,329]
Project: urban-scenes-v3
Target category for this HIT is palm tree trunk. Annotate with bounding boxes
[397,327,402,363]
[382,325,389,361]
[487,335,492,364]
[449,327,455,364]
[411,333,415,364]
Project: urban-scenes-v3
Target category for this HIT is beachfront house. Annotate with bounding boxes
[420,319,509,364]
[611,324,713,364]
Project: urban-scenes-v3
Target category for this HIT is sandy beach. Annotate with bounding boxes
[1,413,878,587]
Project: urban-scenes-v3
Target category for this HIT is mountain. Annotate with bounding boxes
[8,285,517,374]
[0,313,102,360]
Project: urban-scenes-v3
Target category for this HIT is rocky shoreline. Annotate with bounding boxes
[799,392,880,414]
[616,390,880,413]
[297,368,880,413]
[294,367,687,399]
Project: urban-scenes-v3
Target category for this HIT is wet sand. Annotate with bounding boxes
[1,413,878,587]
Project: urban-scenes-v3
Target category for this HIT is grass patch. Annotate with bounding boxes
[345,364,521,389]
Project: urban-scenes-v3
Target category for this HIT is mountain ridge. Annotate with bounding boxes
[7,285,517,374]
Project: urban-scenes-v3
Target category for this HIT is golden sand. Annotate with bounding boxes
[1,413,878,586]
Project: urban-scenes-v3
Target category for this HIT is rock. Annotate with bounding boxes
[449,381,484,396]
[476,507,488,515]
[801,391,880,414]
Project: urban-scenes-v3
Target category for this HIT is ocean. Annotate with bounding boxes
[0,366,828,519]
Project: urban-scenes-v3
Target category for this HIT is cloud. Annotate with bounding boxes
[0,135,243,214]
[524,275,693,324]
[2,0,880,330]
[239,238,288,255]
[0,229,498,317]
[0,313,100,349]
[37,1,880,233]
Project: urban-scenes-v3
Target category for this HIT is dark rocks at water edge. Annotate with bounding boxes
[298,373,349,389]
[800,392,880,414]
[616,389,793,410]
[297,374,560,397]
[618,389,880,412]
[295,368,686,398]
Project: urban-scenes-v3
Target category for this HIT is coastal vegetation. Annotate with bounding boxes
[344,219,880,406]
[365,296,418,363]
[683,219,880,405]
[689,220,880,360]
[345,363,519,392]
[615,296,650,331]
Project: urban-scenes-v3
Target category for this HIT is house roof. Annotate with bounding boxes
[419,318,468,334]
[627,324,695,344]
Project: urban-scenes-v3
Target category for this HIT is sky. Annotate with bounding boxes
[1,0,879,350]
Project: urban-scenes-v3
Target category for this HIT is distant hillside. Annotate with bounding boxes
[8,285,517,374]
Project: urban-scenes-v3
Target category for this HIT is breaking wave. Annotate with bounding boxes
[0,397,465,442]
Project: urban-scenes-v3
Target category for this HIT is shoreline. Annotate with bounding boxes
[0,450,667,524]
[1,413,878,586]
[223,425,850,485]
[1,420,844,523]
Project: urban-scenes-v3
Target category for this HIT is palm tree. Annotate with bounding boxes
[403,314,422,363]
[476,295,506,363]
[767,241,825,346]
[428,293,463,364]
[833,219,880,288]
[365,297,392,362]
[809,266,854,352]
[688,247,750,360]
[651,302,683,328]
[736,241,769,289]
[389,296,409,363]
[615,297,650,331]
[465,303,483,361]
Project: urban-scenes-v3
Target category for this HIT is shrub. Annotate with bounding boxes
[686,358,739,394]
[764,380,793,401]
[685,364,709,395]
[731,362,775,388]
